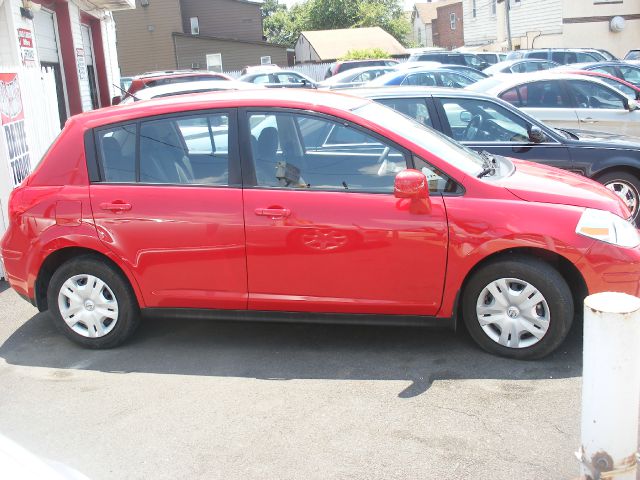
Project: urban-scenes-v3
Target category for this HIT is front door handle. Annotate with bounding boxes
[100,201,132,212]
[582,117,598,123]
[254,207,291,218]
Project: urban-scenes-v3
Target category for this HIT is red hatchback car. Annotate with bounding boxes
[2,90,639,359]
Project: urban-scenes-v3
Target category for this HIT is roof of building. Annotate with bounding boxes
[298,27,406,61]
[414,0,460,25]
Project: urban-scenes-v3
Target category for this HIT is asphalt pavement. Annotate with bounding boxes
[0,280,583,479]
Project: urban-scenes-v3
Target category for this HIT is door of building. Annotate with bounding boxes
[33,9,67,128]
[81,24,99,110]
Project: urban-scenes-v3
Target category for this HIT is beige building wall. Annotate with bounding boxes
[114,0,183,76]
[562,0,640,58]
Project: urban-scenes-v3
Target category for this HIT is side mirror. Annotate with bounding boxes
[111,95,121,106]
[394,169,429,200]
[626,99,639,111]
[528,125,546,143]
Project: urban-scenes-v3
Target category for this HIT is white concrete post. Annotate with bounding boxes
[578,292,640,479]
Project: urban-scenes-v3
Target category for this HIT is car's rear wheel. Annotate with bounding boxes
[597,170,640,223]
[47,256,140,348]
[462,256,573,359]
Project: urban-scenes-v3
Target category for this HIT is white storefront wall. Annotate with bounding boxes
[0,0,122,278]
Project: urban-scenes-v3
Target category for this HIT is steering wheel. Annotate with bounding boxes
[463,114,484,141]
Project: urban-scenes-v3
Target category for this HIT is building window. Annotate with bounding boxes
[450,12,456,30]
[491,0,497,15]
[206,53,222,72]
[472,0,477,17]
[190,17,199,35]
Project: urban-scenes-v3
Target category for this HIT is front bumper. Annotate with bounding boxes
[577,241,640,297]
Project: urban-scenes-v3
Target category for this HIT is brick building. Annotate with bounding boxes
[433,1,464,49]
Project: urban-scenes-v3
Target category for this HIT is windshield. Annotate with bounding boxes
[353,102,484,176]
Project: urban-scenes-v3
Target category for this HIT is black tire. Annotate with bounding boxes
[461,256,573,360]
[47,255,140,348]
[596,170,640,223]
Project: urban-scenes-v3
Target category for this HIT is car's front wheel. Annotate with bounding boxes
[462,256,573,359]
[47,255,140,348]
[597,170,640,223]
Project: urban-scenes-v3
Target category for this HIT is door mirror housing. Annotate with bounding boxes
[528,125,546,143]
[111,95,122,106]
[626,98,639,111]
[394,169,429,200]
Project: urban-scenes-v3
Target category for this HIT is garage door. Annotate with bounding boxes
[33,9,59,64]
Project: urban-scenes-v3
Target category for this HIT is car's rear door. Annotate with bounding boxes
[88,109,247,309]
[239,108,449,316]
[498,80,580,130]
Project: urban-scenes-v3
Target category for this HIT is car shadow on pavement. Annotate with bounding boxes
[0,311,582,398]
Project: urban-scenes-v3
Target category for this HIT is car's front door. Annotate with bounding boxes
[564,79,640,137]
[433,96,572,171]
[89,110,247,309]
[240,109,449,316]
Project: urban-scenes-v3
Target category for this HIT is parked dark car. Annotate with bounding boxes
[407,52,488,70]
[506,49,607,64]
[324,59,399,79]
[350,86,640,221]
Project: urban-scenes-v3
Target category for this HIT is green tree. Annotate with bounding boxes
[262,0,412,48]
[340,48,390,60]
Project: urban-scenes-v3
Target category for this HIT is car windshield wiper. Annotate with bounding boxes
[477,150,498,178]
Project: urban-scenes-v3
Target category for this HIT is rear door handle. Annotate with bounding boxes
[254,207,291,218]
[100,202,132,212]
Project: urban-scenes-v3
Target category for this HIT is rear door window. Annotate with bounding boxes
[500,81,568,108]
[375,98,433,127]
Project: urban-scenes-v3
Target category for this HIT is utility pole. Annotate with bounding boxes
[505,0,512,50]
[497,0,513,50]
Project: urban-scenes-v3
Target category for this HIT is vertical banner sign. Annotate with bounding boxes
[17,28,35,68]
[76,48,87,80]
[0,74,31,187]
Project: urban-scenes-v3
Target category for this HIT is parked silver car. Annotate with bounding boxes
[468,72,640,138]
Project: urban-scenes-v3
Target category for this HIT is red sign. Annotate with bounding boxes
[0,73,31,187]
[0,73,24,125]
[17,28,35,68]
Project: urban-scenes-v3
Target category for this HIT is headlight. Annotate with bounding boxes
[576,208,640,248]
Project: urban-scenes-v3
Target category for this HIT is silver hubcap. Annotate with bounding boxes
[605,180,638,216]
[58,274,119,338]
[476,278,550,349]
[301,229,348,251]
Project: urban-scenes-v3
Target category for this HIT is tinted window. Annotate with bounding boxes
[439,71,474,88]
[599,77,636,98]
[619,66,640,85]
[276,73,303,84]
[530,51,549,61]
[97,124,136,182]
[402,72,437,86]
[251,74,271,84]
[139,113,230,185]
[248,112,406,192]
[567,81,626,109]
[439,98,530,142]
[375,98,433,127]
[500,81,567,108]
